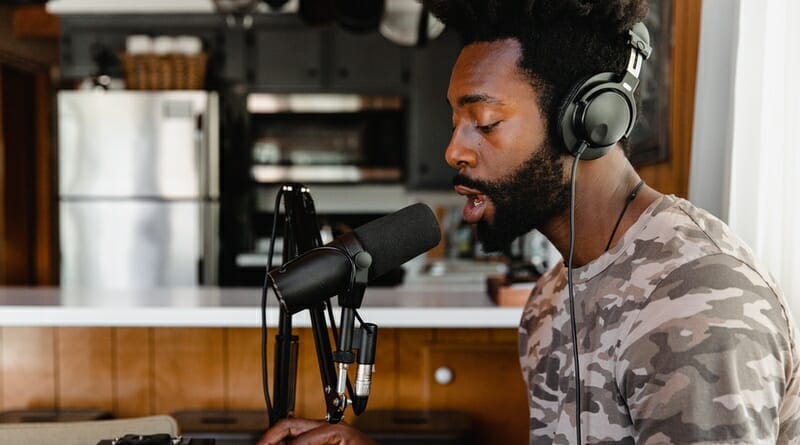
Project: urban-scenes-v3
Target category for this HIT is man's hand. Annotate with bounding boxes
[257,418,379,445]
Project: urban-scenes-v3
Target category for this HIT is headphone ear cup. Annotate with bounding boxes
[581,90,632,147]
[558,73,635,160]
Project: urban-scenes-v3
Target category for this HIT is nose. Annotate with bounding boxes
[445,127,477,170]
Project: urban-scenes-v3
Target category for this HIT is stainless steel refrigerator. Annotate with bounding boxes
[58,91,219,288]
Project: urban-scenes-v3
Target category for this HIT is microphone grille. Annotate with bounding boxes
[353,203,442,280]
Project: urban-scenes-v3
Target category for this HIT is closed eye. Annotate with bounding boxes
[477,122,501,134]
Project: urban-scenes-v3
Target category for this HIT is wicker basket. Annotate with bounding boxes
[120,53,208,90]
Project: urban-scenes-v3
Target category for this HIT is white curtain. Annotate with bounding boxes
[690,0,800,321]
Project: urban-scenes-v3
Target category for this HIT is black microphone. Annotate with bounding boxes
[268,203,442,315]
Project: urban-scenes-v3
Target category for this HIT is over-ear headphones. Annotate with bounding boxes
[557,22,653,160]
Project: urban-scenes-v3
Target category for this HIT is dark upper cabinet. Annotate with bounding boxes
[329,31,410,92]
[249,17,410,93]
[406,29,461,189]
[251,24,324,91]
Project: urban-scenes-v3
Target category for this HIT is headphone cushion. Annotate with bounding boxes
[556,74,594,150]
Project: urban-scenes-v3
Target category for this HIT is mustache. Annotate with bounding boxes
[452,173,495,193]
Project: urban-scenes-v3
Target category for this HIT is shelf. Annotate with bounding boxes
[251,165,402,184]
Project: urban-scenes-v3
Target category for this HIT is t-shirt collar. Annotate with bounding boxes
[571,194,674,283]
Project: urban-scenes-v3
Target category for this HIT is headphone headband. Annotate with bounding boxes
[557,22,651,160]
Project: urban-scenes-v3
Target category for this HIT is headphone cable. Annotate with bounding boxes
[604,179,645,252]
[568,141,587,445]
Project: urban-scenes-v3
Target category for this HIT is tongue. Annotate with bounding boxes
[462,197,486,224]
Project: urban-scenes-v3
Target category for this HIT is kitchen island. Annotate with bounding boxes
[0,277,530,445]
[0,282,522,328]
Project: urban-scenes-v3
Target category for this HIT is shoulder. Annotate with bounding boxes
[621,252,793,360]
[648,196,762,266]
[617,253,798,443]
[624,197,792,347]
[616,196,776,300]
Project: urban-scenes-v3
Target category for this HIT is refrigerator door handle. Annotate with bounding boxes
[202,202,220,285]
[206,92,220,199]
[195,112,207,198]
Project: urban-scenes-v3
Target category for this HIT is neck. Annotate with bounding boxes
[540,148,662,267]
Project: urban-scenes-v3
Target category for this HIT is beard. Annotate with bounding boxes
[453,138,571,253]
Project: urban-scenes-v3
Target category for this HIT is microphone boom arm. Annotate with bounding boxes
[268,184,379,424]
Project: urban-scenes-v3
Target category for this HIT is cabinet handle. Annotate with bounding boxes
[434,366,454,385]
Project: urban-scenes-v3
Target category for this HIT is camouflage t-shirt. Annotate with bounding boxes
[519,195,800,444]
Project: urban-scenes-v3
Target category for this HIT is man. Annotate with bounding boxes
[260,0,800,443]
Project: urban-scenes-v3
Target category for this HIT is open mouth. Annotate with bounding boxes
[454,185,489,224]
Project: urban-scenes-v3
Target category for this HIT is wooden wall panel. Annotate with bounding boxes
[0,67,4,285]
[0,65,36,285]
[434,328,490,345]
[294,328,326,419]
[226,327,268,410]
[0,6,57,286]
[489,327,520,344]
[56,327,113,411]
[0,64,55,285]
[34,71,54,285]
[113,328,152,418]
[152,328,226,414]
[11,5,59,39]
[0,327,56,409]
[637,0,702,197]
[393,329,433,409]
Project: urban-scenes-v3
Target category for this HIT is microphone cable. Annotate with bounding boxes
[261,187,285,423]
[567,141,588,445]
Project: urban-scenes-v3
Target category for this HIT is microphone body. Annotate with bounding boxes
[269,203,441,314]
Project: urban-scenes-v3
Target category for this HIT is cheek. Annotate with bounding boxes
[487,126,543,174]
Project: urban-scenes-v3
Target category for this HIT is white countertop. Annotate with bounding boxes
[0,281,523,328]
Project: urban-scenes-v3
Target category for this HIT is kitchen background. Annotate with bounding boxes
[0,1,702,444]
[0,0,691,291]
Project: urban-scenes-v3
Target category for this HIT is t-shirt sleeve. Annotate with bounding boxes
[616,253,798,444]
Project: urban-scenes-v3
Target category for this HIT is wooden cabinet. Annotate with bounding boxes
[0,327,57,409]
[406,29,461,189]
[422,343,529,444]
[0,326,528,445]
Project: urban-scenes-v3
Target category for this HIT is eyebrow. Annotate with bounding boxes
[447,93,505,108]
